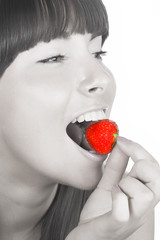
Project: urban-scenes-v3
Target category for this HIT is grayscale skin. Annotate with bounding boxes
[0,33,159,239]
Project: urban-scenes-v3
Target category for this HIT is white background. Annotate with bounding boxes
[102,0,160,239]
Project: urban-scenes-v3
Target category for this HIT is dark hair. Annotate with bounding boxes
[0,0,109,78]
[40,185,92,240]
[0,0,109,239]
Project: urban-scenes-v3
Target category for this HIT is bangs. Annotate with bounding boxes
[0,0,109,76]
[21,0,108,43]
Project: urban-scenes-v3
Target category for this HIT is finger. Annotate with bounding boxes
[119,176,154,217]
[116,136,157,164]
[116,137,160,201]
[129,159,158,183]
[129,160,160,202]
[111,185,130,222]
[91,188,130,236]
[97,144,129,191]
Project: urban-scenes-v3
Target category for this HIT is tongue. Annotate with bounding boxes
[66,121,96,151]
[66,123,83,146]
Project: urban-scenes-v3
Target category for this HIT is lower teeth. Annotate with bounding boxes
[88,150,97,153]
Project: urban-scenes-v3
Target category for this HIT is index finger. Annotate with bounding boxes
[97,144,129,191]
[116,136,157,163]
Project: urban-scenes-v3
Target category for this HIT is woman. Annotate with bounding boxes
[0,0,159,239]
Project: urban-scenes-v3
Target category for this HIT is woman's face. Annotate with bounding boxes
[0,34,116,189]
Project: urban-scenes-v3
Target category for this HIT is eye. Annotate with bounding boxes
[93,51,107,60]
[38,55,65,63]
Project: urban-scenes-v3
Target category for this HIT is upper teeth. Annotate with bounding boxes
[72,109,107,123]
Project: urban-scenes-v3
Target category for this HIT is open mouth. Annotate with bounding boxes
[66,109,107,154]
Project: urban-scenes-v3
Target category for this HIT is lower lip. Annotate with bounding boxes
[72,140,108,163]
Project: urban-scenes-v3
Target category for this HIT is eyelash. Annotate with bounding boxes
[38,55,65,63]
[38,51,107,64]
[93,51,107,60]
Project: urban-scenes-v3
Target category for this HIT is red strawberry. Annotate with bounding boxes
[86,119,118,154]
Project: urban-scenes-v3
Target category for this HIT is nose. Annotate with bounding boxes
[77,59,114,97]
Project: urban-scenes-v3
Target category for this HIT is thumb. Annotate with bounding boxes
[97,143,129,191]
[80,143,129,223]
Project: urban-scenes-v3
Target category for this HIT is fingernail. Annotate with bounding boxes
[117,136,131,143]
[112,184,121,192]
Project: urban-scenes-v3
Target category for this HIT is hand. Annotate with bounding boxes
[65,137,160,240]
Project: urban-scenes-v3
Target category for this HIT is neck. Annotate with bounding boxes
[0,152,58,239]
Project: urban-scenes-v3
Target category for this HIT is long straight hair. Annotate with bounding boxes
[40,185,92,239]
[0,0,109,239]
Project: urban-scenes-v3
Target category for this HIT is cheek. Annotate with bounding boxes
[0,70,104,188]
[0,91,103,188]
[0,75,71,164]
[1,101,103,189]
